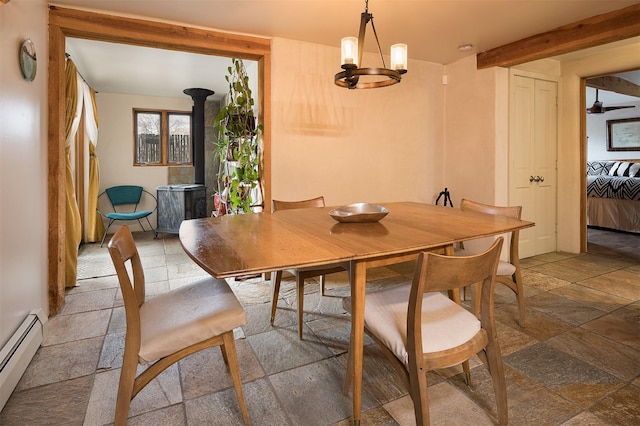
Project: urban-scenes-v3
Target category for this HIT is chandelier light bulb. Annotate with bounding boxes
[390,43,407,71]
[341,37,359,66]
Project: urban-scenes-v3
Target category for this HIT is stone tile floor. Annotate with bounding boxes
[1,227,638,425]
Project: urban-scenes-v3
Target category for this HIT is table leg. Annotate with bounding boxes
[349,260,366,425]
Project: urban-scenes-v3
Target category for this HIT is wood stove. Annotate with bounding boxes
[156,184,207,233]
[156,88,213,233]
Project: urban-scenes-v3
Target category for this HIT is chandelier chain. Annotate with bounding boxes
[368,16,387,69]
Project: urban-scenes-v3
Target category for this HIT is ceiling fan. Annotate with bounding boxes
[587,89,636,114]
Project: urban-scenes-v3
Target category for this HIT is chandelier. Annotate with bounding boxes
[335,0,407,89]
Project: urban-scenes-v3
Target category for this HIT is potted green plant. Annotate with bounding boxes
[213,58,262,214]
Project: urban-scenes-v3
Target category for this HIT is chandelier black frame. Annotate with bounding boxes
[334,0,407,89]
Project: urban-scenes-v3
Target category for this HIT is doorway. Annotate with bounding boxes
[583,70,640,252]
[48,6,272,314]
[65,37,260,233]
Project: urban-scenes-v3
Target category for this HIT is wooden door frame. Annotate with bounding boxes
[48,6,272,313]
[580,78,588,253]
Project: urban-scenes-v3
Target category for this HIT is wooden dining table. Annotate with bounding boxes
[179,201,534,424]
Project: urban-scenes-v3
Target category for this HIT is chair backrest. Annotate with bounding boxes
[407,237,503,355]
[272,196,325,212]
[460,198,522,263]
[460,199,521,221]
[105,185,144,208]
[108,225,146,341]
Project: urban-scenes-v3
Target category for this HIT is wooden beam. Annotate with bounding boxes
[48,24,66,315]
[586,76,640,98]
[477,4,640,69]
[48,6,270,59]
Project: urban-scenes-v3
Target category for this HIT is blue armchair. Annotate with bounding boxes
[98,185,157,246]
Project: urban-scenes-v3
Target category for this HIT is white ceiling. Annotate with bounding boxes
[65,38,249,101]
[57,0,640,100]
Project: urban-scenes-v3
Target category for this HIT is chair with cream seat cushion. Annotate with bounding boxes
[107,225,250,425]
[343,238,507,425]
[457,198,525,326]
[270,196,350,339]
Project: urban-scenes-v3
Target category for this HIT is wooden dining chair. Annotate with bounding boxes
[343,238,507,425]
[107,225,250,425]
[270,196,350,339]
[458,199,525,326]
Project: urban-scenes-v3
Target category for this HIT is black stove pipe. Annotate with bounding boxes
[183,88,214,185]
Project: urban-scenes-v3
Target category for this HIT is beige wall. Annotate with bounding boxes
[441,56,511,255]
[442,55,502,207]
[558,41,640,253]
[0,0,49,345]
[270,38,445,207]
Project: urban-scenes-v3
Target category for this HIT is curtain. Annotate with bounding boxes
[84,85,104,242]
[64,60,83,288]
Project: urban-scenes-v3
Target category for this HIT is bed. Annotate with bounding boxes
[586,160,640,233]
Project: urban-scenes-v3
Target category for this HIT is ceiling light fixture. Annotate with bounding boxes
[335,0,407,89]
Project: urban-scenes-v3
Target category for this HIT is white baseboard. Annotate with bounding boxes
[0,309,46,411]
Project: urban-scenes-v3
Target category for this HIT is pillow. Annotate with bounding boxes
[603,162,616,175]
[608,162,621,176]
[608,162,640,177]
[587,161,610,176]
[616,162,631,177]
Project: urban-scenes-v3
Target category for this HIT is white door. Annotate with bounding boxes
[509,74,558,258]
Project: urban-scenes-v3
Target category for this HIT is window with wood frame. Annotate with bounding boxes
[133,109,192,166]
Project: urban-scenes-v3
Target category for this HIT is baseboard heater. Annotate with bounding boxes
[0,309,46,411]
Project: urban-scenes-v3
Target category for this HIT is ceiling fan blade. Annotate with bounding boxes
[603,105,636,112]
[586,87,638,114]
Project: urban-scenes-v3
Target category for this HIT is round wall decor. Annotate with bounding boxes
[19,38,37,82]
